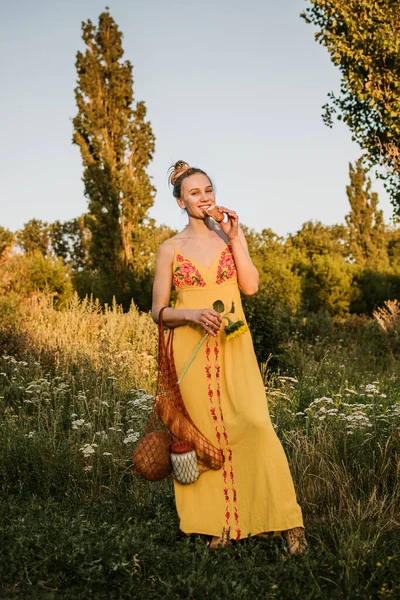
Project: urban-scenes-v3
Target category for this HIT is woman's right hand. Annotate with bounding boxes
[188,309,223,337]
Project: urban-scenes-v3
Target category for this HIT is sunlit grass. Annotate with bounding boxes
[0,294,399,598]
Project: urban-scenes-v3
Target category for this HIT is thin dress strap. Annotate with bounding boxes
[168,239,178,272]
[169,238,179,259]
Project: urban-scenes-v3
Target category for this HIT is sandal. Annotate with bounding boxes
[282,527,308,555]
[207,535,231,550]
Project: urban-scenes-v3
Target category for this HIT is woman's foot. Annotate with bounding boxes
[282,527,308,555]
[208,535,231,550]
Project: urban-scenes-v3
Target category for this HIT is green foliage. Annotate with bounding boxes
[345,158,389,268]
[300,253,357,315]
[73,9,156,306]
[0,226,14,262]
[350,269,400,314]
[302,0,400,208]
[6,251,73,307]
[50,215,91,270]
[17,218,50,255]
[0,317,400,598]
[243,226,302,310]
[385,225,400,270]
[72,221,176,311]
[287,220,348,260]
[286,221,356,315]
[242,284,293,366]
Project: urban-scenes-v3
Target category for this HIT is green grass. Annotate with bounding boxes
[0,299,400,598]
[1,491,399,599]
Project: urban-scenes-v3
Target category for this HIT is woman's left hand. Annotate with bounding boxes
[216,206,239,240]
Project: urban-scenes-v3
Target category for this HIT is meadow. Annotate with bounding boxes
[0,294,399,599]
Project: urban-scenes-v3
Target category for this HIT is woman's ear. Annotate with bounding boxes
[176,197,185,210]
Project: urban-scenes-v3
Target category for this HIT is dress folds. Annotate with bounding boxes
[170,240,304,540]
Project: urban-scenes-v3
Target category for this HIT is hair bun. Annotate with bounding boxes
[168,160,192,186]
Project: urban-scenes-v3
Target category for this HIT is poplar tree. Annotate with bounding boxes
[73,10,156,297]
[345,159,388,268]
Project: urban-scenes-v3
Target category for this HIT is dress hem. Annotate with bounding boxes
[180,522,304,540]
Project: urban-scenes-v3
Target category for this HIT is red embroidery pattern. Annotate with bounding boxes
[215,360,240,539]
[173,254,206,288]
[205,338,241,540]
[216,245,236,285]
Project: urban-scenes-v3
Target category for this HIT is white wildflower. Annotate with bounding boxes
[123,432,140,444]
[80,443,97,457]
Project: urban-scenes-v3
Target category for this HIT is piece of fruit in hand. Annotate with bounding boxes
[205,205,224,222]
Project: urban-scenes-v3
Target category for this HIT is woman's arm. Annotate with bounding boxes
[230,228,259,295]
[216,206,259,295]
[151,240,223,334]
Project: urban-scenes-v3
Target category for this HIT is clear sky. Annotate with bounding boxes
[0,0,395,238]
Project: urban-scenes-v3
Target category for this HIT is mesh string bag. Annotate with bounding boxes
[133,307,225,483]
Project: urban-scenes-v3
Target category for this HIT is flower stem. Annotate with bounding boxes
[177,332,209,385]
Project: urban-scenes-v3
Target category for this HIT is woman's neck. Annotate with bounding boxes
[183,216,214,239]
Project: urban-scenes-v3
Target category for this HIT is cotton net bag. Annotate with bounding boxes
[133,307,224,483]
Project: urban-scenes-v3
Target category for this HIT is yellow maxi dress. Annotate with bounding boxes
[170,240,304,540]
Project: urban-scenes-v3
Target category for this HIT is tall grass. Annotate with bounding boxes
[0,293,399,598]
[0,293,158,392]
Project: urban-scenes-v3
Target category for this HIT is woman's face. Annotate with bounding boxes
[177,173,215,219]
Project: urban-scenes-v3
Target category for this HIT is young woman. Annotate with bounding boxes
[151,160,307,553]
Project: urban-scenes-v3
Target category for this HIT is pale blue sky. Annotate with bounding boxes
[0,0,394,237]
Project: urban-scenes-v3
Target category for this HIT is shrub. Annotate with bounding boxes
[5,251,73,307]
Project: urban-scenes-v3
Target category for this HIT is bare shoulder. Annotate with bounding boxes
[158,237,174,253]
[156,238,175,262]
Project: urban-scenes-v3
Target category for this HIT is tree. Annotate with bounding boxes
[50,216,91,271]
[386,225,400,271]
[345,158,388,268]
[17,219,50,256]
[286,220,348,260]
[301,253,356,315]
[0,227,15,291]
[302,1,400,209]
[0,227,14,263]
[5,251,73,308]
[285,220,356,314]
[243,226,302,310]
[73,9,156,304]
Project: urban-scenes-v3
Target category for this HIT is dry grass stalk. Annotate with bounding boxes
[373,299,400,333]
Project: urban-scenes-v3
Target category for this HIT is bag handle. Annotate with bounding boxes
[158,307,169,355]
[157,306,173,383]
